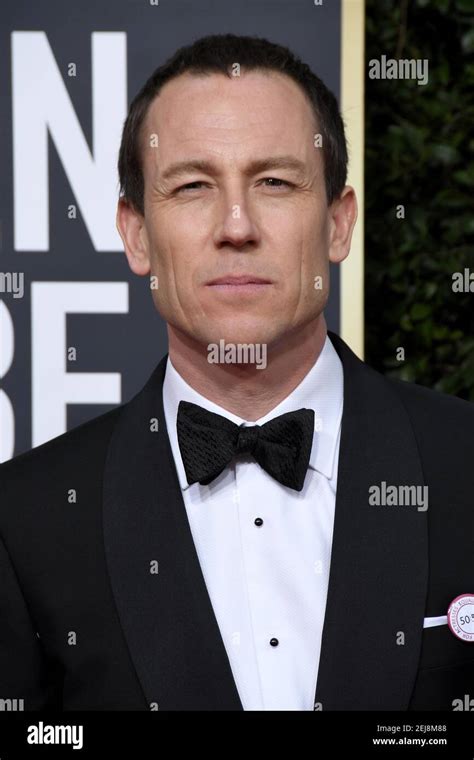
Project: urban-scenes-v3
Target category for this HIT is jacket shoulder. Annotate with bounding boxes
[385,376,474,475]
[386,375,474,429]
[0,405,123,500]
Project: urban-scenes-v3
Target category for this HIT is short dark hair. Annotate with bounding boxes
[118,34,348,213]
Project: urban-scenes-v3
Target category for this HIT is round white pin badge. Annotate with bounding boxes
[447,594,474,642]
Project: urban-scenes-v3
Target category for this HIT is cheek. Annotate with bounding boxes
[279,224,328,311]
[150,239,208,320]
[273,201,324,245]
[277,221,325,280]
[300,217,328,270]
[146,219,187,279]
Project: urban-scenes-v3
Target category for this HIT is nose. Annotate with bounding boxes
[213,194,261,250]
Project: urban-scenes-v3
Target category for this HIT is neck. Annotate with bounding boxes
[167,315,328,421]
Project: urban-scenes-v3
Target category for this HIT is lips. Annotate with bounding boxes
[206,275,272,286]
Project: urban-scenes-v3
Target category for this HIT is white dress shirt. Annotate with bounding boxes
[162,333,344,710]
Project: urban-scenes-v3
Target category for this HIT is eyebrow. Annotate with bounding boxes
[160,156,308,182]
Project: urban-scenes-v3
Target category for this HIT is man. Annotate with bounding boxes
[1,34,473,712]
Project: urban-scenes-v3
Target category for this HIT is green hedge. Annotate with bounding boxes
[365,0,474,399]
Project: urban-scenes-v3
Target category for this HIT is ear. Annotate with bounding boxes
[328,186,358,264]
[116,198,151,276]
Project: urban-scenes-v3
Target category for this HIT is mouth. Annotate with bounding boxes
[205,275,273,293]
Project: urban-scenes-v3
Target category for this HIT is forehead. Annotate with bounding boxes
[141,70,318,165]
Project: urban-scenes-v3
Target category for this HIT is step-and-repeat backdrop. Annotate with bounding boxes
[0,0,350,461]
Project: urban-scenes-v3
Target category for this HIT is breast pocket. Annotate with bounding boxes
[409,626,474,710]
[418,621,474,671]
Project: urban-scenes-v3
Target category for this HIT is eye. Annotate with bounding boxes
[261,177,292,189]
[175,181,207,193]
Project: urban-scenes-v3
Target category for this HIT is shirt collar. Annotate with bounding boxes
[163,332,344,491]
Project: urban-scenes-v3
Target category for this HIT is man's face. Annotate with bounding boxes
[122,69,354,349]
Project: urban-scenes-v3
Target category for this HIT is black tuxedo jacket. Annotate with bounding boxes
[1,331,473,711]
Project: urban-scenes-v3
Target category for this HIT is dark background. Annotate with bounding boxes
[365,0,474,399]
[0,0,342,459]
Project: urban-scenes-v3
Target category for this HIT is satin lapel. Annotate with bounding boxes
[103,356,243,710]
[314,332,429,710]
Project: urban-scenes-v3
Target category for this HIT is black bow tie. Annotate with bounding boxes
[176,400,315,492]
